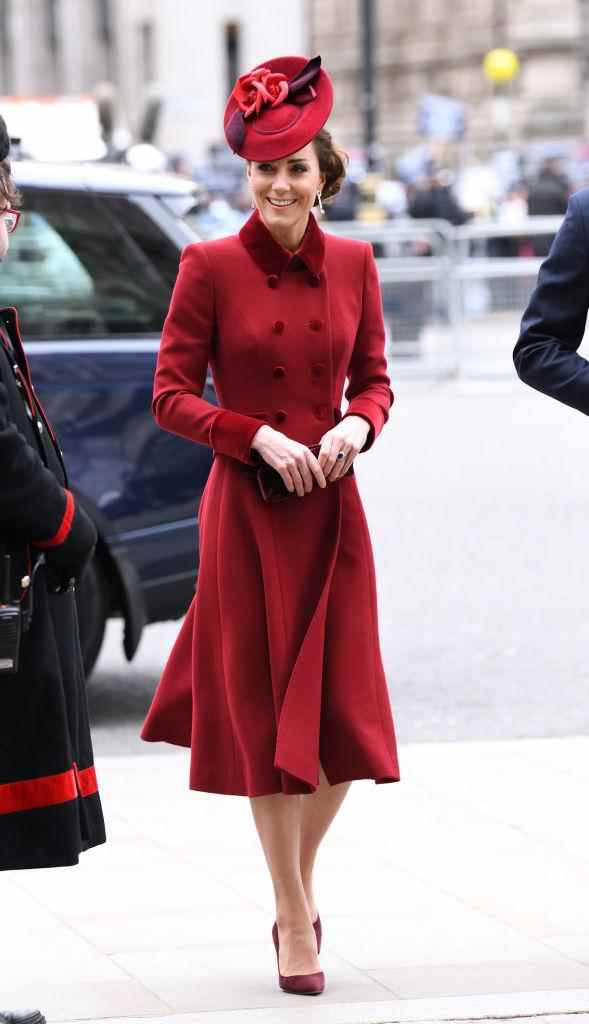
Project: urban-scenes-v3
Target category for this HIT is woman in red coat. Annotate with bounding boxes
[142,55,400,995]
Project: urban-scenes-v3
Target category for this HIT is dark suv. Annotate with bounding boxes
[0,161,215,675]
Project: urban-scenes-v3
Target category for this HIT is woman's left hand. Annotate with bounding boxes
[318,416,370,482]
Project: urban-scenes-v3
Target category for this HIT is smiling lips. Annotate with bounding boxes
[267,197,296,207]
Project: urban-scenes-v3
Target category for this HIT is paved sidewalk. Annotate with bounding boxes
[2,736,589,1024]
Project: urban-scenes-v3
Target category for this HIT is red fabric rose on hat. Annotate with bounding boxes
[232,67,289,119]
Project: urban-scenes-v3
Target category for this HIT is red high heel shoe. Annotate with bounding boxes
[271,922,325,995]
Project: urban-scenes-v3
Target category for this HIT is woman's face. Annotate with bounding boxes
[247,142,325,238]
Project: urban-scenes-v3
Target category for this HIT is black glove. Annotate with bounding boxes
[42,503,97,594]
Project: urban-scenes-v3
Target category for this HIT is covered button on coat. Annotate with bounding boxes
[141,210,400,796]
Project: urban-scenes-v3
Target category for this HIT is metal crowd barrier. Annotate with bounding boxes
[324,216,564,379]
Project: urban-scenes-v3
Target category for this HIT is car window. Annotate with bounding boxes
[101,195,182,290]
[0,189,179,339]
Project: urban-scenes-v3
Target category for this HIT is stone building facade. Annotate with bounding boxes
[310,0,583,164]
[0,0,307,163]
[2,0,585,166]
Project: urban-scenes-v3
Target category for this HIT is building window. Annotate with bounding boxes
[96,0,112,46]
[45,0,61,90]
[95,0,115,78]
[139,20,156,86]
[225,22,240,97]
[46,0,59,56]
[0,0,13,93]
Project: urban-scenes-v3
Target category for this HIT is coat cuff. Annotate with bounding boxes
[210,410,267,464]
[343,401,385,452]
[32,489,75,547]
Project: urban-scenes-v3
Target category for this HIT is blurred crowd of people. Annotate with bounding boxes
[177,142,577,249]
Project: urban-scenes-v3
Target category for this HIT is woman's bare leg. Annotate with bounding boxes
[249,791,320,977]
[300,765,352,921]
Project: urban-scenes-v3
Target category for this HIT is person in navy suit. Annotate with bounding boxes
[514,190,589,409]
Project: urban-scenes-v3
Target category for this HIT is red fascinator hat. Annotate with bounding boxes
[224,55,334,161]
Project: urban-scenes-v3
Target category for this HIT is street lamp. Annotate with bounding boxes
[483,48,520,86]
[483,47,520,144]
[360,0,378,170]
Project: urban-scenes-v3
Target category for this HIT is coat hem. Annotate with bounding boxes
[0,831,106,871]
[0,838,106,872]
[141,733,190,749]
[187,772,401,798]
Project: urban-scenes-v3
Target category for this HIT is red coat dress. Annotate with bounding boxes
[141,209,400,796]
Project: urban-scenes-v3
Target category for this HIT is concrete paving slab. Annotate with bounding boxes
[327,910,570,970]
[70,907,273,955]
[112,946,394,1012]
[366,960,589,999]
[5,980,168,1023]
[2,739,589,1023]
[13,860,256,918]
[55,989,589,1024]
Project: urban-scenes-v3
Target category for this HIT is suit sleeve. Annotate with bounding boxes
[514,194,589,413]
[343,243,394,451]
[0,379,96,568]
[152,243,266,464]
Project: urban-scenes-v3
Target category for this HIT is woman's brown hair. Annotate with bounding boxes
[0,159,22,208]
[312,128,348,205]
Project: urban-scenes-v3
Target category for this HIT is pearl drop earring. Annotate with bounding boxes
[317,190,324,215]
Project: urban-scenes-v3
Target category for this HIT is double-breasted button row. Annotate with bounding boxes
[314,404,329,420]
[270,319,323,337]
[271,364,325,381]
[267,274,279,289]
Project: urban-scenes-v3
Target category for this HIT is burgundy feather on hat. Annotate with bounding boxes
[224,55,334,161]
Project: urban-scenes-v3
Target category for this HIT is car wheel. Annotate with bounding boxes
[75,555,109,680]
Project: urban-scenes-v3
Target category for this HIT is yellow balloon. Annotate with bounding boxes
[483,48,520,84]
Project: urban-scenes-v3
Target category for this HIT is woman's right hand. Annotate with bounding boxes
[251,425,327,497]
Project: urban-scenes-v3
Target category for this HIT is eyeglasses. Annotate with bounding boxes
[1,209,21,234]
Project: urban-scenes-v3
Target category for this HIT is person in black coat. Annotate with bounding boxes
[0,118,105,875]
[527,158,569,216]
[0,114,106,1024]
[408,171,472,227]
[0,120,107,1024]
[526,157,570,257]
[514,188,589,411]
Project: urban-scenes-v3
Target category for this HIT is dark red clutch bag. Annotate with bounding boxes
[256,444,354,503]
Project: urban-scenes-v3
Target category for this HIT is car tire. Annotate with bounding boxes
[75,554,108,680]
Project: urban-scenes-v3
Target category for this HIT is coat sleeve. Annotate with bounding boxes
[152,243,266,464]
[0,379,96,575]
[513,194,589,413]
[343,242,394,451]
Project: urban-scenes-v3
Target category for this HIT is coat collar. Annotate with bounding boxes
[238,208,325,279]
